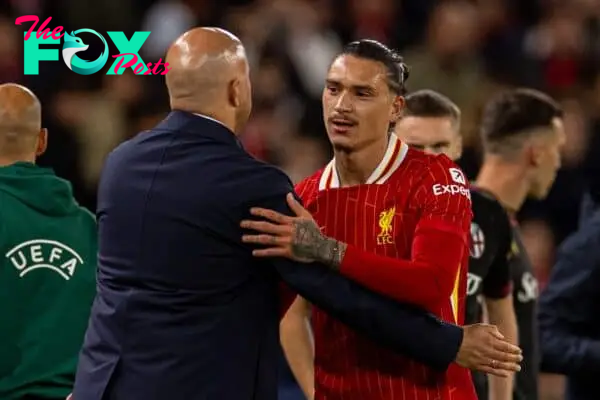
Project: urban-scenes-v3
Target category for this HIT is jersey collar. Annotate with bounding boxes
[318,133,408,191]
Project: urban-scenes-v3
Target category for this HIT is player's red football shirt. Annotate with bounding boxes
[295,134,476,400]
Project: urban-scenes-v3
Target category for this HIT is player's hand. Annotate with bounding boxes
[241,193,320,262]
[456,323,522,377]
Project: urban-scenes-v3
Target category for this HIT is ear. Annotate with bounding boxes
[228,78,241,108]
[36,128,47,157]
[527,141,543,168]
[390,95,405,125]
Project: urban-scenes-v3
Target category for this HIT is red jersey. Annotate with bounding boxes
[295,134,476,400]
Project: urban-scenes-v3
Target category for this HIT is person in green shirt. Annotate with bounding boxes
[0,83,97,400]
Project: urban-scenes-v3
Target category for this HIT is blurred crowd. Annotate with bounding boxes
[2,0,600,398]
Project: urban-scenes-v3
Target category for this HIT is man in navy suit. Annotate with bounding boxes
[538,170,600,400]
[72,28,520,400]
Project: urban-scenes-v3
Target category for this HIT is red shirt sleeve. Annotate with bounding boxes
[339,156,473,311]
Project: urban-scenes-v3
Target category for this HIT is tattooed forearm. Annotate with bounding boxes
[291,220,347,269]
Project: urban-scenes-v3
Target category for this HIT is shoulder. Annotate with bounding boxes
[409,152,470,199]
[99,136,145,183]
[470,188,511,232]
[469,190,512,254]
[557,215,600,266]
[399,149,466,186]
[427,153,467,185]
[396,147,431,173]
[401,148,457,170]
[294,168,325,202]
[237,156,296,198]
[78,205,97,224]
[470,188,507,220]
[544,217,600,293]
[102,137,133,166]
[402,153,472,218]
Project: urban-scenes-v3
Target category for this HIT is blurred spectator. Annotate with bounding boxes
[71,74,143,192]
[403,1,489,148]
[477,0,540,87]
[141,0,197,61]
[279,135,329,183]
[347,0,397,45]
[523,3,587,94]
[520,219,556,290]
[0,16,22,83]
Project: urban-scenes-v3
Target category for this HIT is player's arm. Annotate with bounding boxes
[280,296,314,399]
[538,231,600,375]
[241,166,522,374]
[245,158,471,311]
[339,159,470,310]
[245,194,461,368]
[335,160,471,310]
[240,167,462,370]
[480,209,518,400]
[485,296,517,400]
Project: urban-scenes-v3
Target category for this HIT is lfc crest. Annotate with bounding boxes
[377,207,395,245]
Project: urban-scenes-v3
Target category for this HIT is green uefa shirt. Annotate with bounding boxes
[0,162,97,400]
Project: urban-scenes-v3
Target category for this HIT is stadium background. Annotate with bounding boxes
[2,0,600,398]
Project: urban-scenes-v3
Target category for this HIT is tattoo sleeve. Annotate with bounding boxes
[291,220,347,269]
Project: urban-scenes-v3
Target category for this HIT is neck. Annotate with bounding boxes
[0,155,34,167]
[171,100,237,135]
[334,136,389,186]
[475,155,529,214]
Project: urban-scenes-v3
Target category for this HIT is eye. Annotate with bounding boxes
[326,86,338,94]
[356,90,370,97]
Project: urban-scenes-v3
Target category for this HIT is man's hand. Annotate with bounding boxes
[241,193,346,267]
[456,323,522,377]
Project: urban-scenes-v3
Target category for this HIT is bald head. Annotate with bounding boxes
[165,28,252,133]
[0,83,45,162]
[166,28,246,106]
[0,83,41,131]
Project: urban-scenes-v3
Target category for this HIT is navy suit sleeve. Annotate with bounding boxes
[245,169,463,371]
[538,228,600,375]
[579,191,598,227]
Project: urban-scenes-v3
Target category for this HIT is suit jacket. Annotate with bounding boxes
[73,111,463,400]
[539,208,600,400]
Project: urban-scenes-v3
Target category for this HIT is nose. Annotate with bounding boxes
[334,91,352,113]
